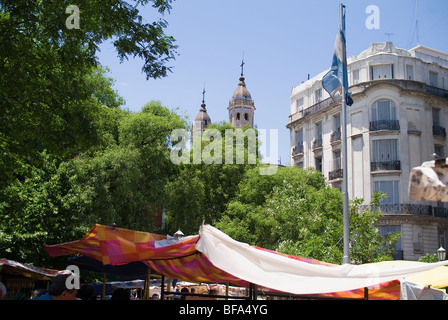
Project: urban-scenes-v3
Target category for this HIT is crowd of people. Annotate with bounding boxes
[0,274,135,301]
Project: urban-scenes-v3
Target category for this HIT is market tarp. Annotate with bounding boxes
[196,224,448,295]
[44,224,448,296]
[362,260,448,289]
[68,255,151,281]
[45,224,177,265]
[0,258,60,280]
[45,224,250,287]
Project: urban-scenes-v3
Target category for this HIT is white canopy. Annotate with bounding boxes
[196,224,448,295]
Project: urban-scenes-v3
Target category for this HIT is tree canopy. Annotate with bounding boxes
[216,166,400,265]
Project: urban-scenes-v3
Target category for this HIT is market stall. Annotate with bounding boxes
[0,258,60,299]
[43,223,448,299]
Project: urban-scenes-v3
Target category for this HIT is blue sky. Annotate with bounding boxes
[96,0,448,166]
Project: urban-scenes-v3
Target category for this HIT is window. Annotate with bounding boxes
[406,65,414,80]
[433,108,441,126]
[430,71,438,87]
[236,113,240,121]
[333,150,341,167]
[371,64,394,80]
[296,129,303,147]
[353,69,360,84]
[435,144,445,159]
[329,150,343,181]
[315,156,322,172]
[244,113,248,121]
[372,139,399,162]
[313,122,323,149]
[334,114,341,132]
[432,108,447,138]
[371,139,400,171]
[296,98,303,113]
[372,100,396,121]
[374,181,400,204]
[316,122,322,139]
[378,225,402,259]
[315,89,322,103]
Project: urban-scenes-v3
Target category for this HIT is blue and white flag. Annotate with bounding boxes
[322,7,353,106]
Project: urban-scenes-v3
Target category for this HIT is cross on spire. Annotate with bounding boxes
[240,52,246,77]
[202,81,206,105]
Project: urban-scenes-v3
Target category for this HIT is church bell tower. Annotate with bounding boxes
[228,60,255,128]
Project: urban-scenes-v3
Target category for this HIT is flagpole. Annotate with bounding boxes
[340,3,350,265]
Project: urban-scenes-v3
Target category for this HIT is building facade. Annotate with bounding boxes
[287,42,448,261]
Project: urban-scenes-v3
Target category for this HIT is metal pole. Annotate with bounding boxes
[161,275,165,300]
[102,273,106,300]
[340,3,350,265]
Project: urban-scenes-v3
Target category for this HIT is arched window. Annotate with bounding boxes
[370,100,399,131]
[372,99,396,121]
[236,113,240,121]
[244,113,248,121]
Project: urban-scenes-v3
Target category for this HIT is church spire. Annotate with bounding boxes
[193,83,211,139]
[228,59,255,128]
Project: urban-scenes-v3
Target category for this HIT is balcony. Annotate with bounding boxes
[371,160,401,171]
[292,144,304,156]
[312,138,323,151]
[350,80,448,101]
[360,204,448,218]
[330,130,341,144]
[369,120,400,132]
[433,125,447,138]
[427,85,448,99]
[287,97,336,127]
[329,169,343,181]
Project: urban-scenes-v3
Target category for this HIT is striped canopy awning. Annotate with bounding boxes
[45,224,250,287]
[0,258,60,280]
[43,224,406,299]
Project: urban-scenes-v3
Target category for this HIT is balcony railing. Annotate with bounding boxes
[312,138,323,150]
[369,120,400,132]
[288,97,335,126]
[433,125,447,138]
[330,130,341,144]
[371,160,401,171]
[427,85,448,99]
[329,168,343,181]
[292,144,304,156]
[360,204,448,218]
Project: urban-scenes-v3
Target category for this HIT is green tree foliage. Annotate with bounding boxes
[0,101,189,267]
[216,166,400,265]
[72,101,189,231]
[0,0,177,187]
[0,0,179,267]
[164,122,259,235]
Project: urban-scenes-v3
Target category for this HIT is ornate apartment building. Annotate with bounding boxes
[287,42,448,261]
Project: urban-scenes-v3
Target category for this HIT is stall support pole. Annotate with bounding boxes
[161,275,165,300]
[144,268,151,300]
[102,273,106,300]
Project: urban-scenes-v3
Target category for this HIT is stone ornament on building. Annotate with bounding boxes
[410,158,448,202]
